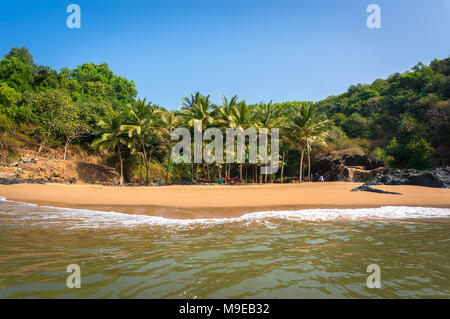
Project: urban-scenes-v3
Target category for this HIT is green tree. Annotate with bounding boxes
[122,98,162,184]
[28,89,73,154]
[4,47,35,67]
[180,92,215,181]
[0,57,34,93]
[288,102,329,182]
[232,101,255,182]
[92,109,127,186]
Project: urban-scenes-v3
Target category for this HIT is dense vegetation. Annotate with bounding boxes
[315,59,450,169]
[0,46,448,185]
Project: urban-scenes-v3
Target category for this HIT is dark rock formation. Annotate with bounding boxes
[350,184,402,195]
[0,177,47,185]
[351,166,450,194]
[363,166,450,188]
[313,151,386,182]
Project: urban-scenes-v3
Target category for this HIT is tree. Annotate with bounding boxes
[232,101,254,182]
[62,62,137,106]
[59,105,88,160]
[288,102,329,182]
[122,98,162,184]
[0,82,30,128]
[4,47,35,67]
[342,112,370,138]
[180,92,215,181]
[254,101,283,182]
[215,95,239,179]
[160,111,179,184]
[92,109,127,186]
[28,89,73,154]
[0,57,34,93]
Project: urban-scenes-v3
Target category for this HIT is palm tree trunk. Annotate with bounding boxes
[307,141,311,182]
[299,147,305,183]
[140,136,149,184]
[118,146,124,187]
[139,155,143,184]
[165,155,171,184]
[239,163,243,182]
[146,150,152,184]
[281,149,286,183]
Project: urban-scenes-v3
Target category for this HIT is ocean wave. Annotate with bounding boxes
[0,196,450,229]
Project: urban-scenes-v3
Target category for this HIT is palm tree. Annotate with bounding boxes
[180,93,215,129]
[180,92,215,181]
[232,101,255,182]
[214,95,239,179]
[288,102,329,182]
[160,110,179,184]
[278,124,293,183]
[92,108,127,186]
[254,101,284,182]
[215,95,238,127]
[122,98,161,184]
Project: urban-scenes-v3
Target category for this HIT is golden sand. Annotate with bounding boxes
[0,182,449,219]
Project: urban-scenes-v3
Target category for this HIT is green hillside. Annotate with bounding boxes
[0,46,448,184]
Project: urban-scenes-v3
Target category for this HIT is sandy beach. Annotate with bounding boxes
[0,182,449,219]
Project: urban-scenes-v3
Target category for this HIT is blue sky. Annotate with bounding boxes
[0,0,449,109]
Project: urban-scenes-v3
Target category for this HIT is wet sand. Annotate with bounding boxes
[0,182,449,219]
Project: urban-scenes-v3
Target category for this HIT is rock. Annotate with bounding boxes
[313,151,386,182]
[351,184,402,195]
[364,166,450,188]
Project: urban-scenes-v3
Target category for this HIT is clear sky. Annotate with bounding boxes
[0,0,449,109]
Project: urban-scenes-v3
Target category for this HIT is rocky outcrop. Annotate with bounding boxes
[351,166,450,194]
[363,166,450,188]
[350,184,402,195]
[0,158,120,185]
[313,151,386,182]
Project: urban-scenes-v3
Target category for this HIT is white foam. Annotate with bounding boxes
[0,195,449,229]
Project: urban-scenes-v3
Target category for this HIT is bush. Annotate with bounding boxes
[384,137,434,169]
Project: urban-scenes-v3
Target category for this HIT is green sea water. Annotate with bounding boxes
[0,198,449,298]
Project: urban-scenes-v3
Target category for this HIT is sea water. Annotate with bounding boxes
[0,197,449,298]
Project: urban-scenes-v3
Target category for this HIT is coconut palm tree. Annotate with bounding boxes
[288,102,329,182]
[278,124,294,183]
[214,95,239,178]
[180,92,215,181]
[215,95,238,127]
[232,101,255,182]
[91,108,127,186]
[254,101,284,182]
[122,98,162,184]
[180,93,215,129]
[160,110,179,184]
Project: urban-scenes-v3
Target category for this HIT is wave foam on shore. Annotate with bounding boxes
[1,196,450,230]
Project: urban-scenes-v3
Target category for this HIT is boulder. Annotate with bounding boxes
[364,166,450,188]
[313,151,386,182]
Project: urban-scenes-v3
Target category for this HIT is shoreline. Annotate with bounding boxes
[0,182,449,219]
